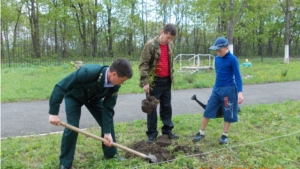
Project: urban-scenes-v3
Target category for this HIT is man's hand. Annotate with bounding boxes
[49,115,61,126]
[143,84,150,93]
[104,134,113,147]
[238,92,244,104]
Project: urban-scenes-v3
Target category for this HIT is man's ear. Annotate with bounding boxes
[112,71,118,77]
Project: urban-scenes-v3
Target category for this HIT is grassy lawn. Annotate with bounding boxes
[1,100,300,168]
[1,57,300,168]
[1,58,300,102]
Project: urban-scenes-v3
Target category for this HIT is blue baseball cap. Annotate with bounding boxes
[209,37,229,50]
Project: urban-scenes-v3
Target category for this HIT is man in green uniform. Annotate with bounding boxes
[48,58,133,169]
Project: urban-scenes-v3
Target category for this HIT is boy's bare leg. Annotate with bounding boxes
[219,122,231,144]
[223,122,231,133]
[200,117,210,130]
[192,117,209,142]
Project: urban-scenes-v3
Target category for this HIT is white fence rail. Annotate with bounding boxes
[174,54,215,73]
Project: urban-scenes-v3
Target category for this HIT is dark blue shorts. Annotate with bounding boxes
[203,85,238,122]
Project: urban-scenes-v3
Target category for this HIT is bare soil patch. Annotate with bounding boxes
[125,134,205,163]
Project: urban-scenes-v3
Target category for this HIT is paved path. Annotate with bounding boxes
[1,81,300,138]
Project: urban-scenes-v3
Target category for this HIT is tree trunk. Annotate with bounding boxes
[59,18,68,58]
[106,0,113,57]
[267,38,273,56]
[51,0,58,55]
[29,0,41,58]
[1,19,6,59]
[141,0,147,46]
[79,3,87,57]
[218,1,227,34]
[258,19,264,57]
[127,2,135,57]
[162,3,167,25]
[71,2,88,57]
[12,5,23,58]
[90,0,98,57]
[228,0,247,54]
[294,34,299,55]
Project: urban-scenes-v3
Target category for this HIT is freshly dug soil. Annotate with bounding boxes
[125,134,205,163]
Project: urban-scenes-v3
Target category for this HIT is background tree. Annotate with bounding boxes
[27,0,41,58]
[1,0,299,65]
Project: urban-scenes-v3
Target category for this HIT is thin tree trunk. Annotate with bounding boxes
[71,2,87,57]
[59,17,68,58]
[79,4,87,57]
[89,0,98,57]
[267,38,273,56]
[127,2,135,57]
[51,0,58,54]
[141,0,148,46]
[62,23,67,58]
[218,1,227,34]
[29,0,41,58]
[258,19,264,57]
[93,0,98,58]
[2,20,11,65]
[12,5,23,58]
[1,19,6,59]
[106,0,113,57]
[162,3,167,25]
[295,34,299,55]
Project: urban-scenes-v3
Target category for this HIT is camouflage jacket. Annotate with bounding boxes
[138,36,174,88]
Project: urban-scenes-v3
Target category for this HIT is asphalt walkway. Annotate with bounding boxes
[1,81,300,138]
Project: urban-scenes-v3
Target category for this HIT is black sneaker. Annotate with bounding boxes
[219,135,228,144]
[147,137,156,143]
[192,132,205,142]
[165,132,179,139]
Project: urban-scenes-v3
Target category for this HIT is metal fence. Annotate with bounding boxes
[0,43,141,68]
[1,42,299,68]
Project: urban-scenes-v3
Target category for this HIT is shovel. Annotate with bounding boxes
[60,121,157,163]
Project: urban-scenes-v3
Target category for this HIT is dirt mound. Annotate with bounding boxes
[125,134,205,163]
[155,134,171,147]
[125,135,174,162]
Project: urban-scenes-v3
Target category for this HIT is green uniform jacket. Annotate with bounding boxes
[48,64,120,134]
[138,36,175,88]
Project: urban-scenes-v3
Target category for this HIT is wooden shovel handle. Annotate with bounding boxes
[60,122,148,159]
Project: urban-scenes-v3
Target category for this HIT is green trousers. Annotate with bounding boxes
[60,96,117,168]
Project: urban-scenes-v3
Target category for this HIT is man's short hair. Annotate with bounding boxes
[110,58,133,78]
[163,23,176,36]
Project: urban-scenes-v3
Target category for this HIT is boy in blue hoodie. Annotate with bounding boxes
[192,37,244,144]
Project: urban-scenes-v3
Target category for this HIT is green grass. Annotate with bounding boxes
[1,57,300,168]
[2,100,300,168]
[1,58,300,103]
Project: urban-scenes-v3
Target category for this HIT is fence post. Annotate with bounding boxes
[102,45,105,65]
[7,42,11,68]
[58,48,61,66]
